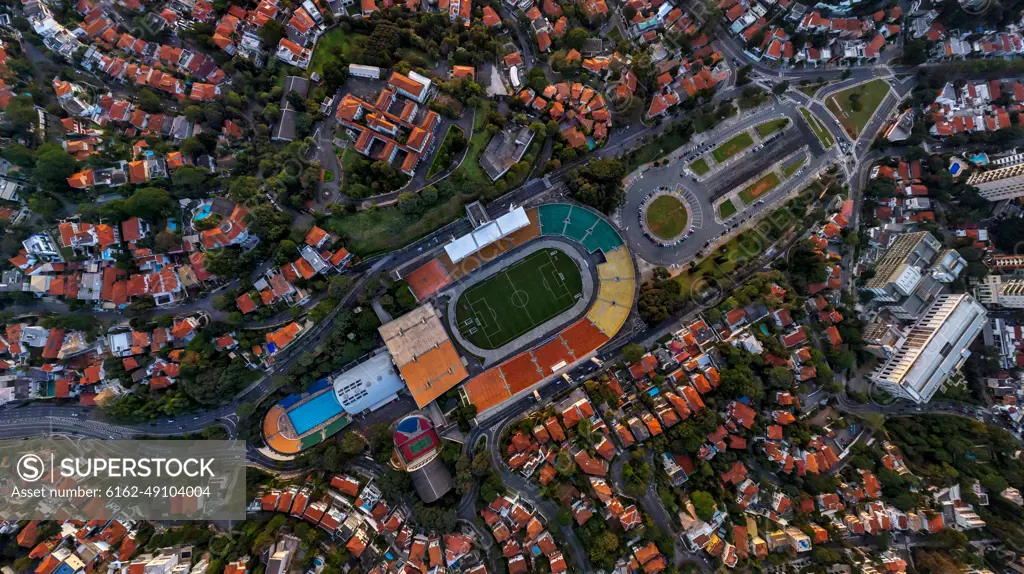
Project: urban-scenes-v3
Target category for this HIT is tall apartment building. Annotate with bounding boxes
[973,274,1024,307]
[966,156,1024,200]
[870,294,987,404]
[863,231,966,319]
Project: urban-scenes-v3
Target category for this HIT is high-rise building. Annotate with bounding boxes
[870,294,987,403]
[864,232,965,319]
[973,274,1024,307]
[966,157,1024,200]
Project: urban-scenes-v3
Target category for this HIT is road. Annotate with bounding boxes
[618,98,839,267]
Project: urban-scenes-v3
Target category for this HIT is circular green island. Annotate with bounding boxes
[645,195,689,240]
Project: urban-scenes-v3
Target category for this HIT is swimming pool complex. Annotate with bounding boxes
[287,390,344,435]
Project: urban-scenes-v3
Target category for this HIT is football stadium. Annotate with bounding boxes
[401,203,637,417]
[264,202,636,453]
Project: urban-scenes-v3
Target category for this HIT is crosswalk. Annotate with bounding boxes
[676,186,704,229]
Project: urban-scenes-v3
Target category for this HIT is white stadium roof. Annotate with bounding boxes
[444,207,530,264]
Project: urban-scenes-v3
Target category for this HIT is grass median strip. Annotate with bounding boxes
[738,172,781,205]
[718,199,737,219]
[689,158,710,175]
[800,108,835,150]
[782,157,806,178]
[711,132,754,163]
[755,118,789,138]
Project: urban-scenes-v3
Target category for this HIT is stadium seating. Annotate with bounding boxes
[505,208,542,246]
[583,219,625,254]
[460,368,510,414]
[562,319,610,358]
[597,278,636,306]
[404,259,454,301]
[601,247,633,279]
[263,406,302,454]
[532,338,573,371]
[562,207,598,243]
[502,353,544,395]
[539,203,572,236]
[587,299,630,337]
[459,204,637,415]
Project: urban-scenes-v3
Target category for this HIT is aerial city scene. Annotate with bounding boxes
[7,0,1024,568]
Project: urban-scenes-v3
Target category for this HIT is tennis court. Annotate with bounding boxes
[454,249,583,350]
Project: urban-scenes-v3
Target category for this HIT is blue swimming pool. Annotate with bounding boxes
[287,390,344,435]
[194,205,212,220]
[950,163,961,176]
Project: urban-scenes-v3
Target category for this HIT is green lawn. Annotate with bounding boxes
[324,107,533,256]
[454,249,583,349]
[755,118,789,138]
[800,108,835,150]
[427,125,465,178]
[738,172,781,205]
[689,158,710,175]
[782,157,806,178]
[322,169,335,182]
[825,79,891,138]
[307,28,364,77]
[677,180,824,296]
[624,129,693,172]
[645,195,689,240]
[718,199,736,219]
[460,128,492,186]
[474,101,491,131]
[711,132,754,164]
[798,83,826,98]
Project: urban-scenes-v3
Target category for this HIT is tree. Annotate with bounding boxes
[768,366,794,388]
[566,158,626,213]
[122,187,174,219]
[566,28,588,51]
[172,166,208,195]
[690,490,717,520]
[236,402,255,422]
[259,19,286,47]
[397,191,421,214]
[34,144,77,191]
[993,217,1024,252]
[772,80,790,94]
[623,343,644,364]
[3,96,39,135]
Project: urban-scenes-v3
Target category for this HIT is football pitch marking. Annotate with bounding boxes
[455,249,583,350]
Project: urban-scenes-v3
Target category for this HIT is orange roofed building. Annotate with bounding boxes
[378,303,468,408]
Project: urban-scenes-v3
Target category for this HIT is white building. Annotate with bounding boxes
[870,294,987,404]
[348,64,382,79]
[967,160,1024,201]
[331,350,405,415]
[863,231,965,319]
[974,275,1024,308]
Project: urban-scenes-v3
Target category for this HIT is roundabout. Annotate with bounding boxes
[642,192,691,244]
[618,104,839,267]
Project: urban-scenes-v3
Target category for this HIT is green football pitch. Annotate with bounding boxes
[454,249,584,350]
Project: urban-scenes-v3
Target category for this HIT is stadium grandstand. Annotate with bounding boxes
[460,203,636,414]
[402,207,542,300]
